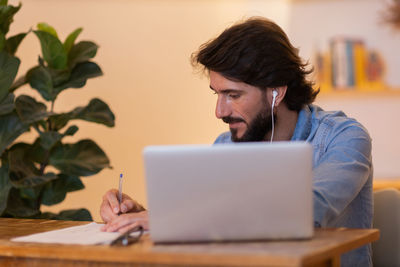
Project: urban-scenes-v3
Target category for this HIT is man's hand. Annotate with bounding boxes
[101,211,149,232]
[100,189,145,223]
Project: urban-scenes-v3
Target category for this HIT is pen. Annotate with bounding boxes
[118,173,123,209]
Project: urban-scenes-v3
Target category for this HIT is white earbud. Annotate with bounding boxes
[272,90,278,109]
[270,90,278,143]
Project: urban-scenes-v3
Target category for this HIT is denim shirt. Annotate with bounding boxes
[214,104,373,267]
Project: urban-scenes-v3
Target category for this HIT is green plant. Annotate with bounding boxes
[0,1,114,221]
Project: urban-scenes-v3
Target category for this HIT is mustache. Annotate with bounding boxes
[222,116,246,124]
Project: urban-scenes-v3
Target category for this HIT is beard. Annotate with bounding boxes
[223,99,273,142]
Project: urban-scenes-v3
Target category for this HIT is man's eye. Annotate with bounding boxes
[228,94,240,99]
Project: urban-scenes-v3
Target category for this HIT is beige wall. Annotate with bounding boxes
[10,0,289,221]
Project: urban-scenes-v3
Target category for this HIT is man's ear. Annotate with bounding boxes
[269,86,287,108]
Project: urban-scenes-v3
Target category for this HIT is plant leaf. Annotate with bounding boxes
[54,61,102,93]
[37,119,47,132]
[57,208,92,221]
[0,92,13,115]
[48,68,70,88]
[0,30,5,51]
[0,3,21,34]
[15,95,50,124]
[9,75,27,93]
[68,41,98,68]
[34,30,67,70]
[35,211,57,219]
[19,186,42,200]
[71,98,115,127]
[63,125,78,136]
[0,111,29,155]
[63,27,82,54]
[11,171,61,188]
[48,113,70,131]
[8,143,58,188]
[37,22,58,38]
[38,208,92,221]
[42,174,84,206]
[40,100,113,136]
[5,188,40,217]
[5,32,28,55]
[47,98,114,132]
[49,139,110,176]
[26,66,54,101]
[29,138,47,164]
[0,163,12,215]
[39,131,62,150]
[62,174,84,192]
[0,50,20,102]
[0,0,8,6]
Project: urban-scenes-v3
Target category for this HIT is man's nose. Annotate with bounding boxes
[215,96,231,119]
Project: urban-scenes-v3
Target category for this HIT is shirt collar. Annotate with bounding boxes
[291,104,313,141]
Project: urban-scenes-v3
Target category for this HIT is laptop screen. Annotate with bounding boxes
[143,142,313,243]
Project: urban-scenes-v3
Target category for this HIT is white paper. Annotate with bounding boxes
[11,222,141,245]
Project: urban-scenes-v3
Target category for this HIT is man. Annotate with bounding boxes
[100,17,373,266]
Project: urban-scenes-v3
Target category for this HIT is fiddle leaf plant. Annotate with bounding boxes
[0,1,114,221]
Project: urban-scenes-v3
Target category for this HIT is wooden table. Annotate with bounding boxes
[0,218,379,267]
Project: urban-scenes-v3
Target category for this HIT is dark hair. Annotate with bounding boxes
[191,17,319,111]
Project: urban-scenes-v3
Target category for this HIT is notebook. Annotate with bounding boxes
[143,141,313,243]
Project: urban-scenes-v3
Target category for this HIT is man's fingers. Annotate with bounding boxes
[116,222,140,234]
[105,189,120,214]
[100,199,118,223]
[102,211,149,232]
[121,199,136,213]
[104,215,132,232]
[120,194,144,213]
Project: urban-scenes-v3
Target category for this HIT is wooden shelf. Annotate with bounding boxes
[317,88,400,100]
[374,179,400,191]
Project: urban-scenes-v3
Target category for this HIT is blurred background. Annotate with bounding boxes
[9,0,400,221]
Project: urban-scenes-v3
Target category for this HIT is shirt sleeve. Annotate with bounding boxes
[312,121,372,227]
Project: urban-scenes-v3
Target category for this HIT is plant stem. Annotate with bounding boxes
[39,150,50,176]
[39,163,47,175]
[9,76,27,93]
[48,101,55,131]
[33,124,42,135]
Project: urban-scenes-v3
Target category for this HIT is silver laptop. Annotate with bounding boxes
[143,141,313,243]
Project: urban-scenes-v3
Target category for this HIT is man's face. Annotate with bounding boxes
[209,71,272,142]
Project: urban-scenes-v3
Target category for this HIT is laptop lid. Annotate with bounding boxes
[143,141,313,243]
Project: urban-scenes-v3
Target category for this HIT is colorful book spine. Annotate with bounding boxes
[330,38,350,89]
[346,40,355,87]
[353,40,367,88]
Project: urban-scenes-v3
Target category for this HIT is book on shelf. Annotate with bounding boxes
[314,37,386,92]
